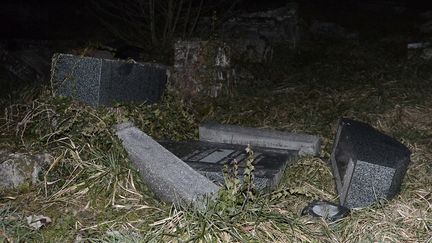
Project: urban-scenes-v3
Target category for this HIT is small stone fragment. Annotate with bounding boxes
[27,215,52,229]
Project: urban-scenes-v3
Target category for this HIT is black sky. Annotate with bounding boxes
[1,0,432,39]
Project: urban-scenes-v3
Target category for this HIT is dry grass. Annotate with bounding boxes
[1,39,432,242]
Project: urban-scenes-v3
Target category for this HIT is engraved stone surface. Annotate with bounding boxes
[159,141,298,191]
[51,53,167,106]
[330,118,411,208]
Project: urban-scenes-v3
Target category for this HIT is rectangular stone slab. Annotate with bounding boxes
[199,122,320,156]
[330,118,411,208]
[159,141,298,192]
[114,122,219,207]
[51,53,167,106]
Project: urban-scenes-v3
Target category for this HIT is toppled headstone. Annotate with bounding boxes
[160,141,297,192]
[114,122,219,207]
[0,151,50,191]
[51,53,167,106]
[170,40,235,98]
[330,118,411,208]
[199,122,321,156]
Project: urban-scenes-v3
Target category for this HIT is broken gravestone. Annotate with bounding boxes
[0,150,50,191]
[199,122,321,156]
[114,122,219,207]
[160,141,297,192]
[51,53,168,106]
[160,122,319,192]
[115,122,321,206]
[170,40,236,98]
[330,118,411,208]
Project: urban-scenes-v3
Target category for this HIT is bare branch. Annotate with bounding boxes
[89,0,243,51]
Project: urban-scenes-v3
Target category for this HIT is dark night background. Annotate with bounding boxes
[1,0,432,95]
[1,0,430,39]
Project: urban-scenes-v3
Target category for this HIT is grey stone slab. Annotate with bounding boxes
[159,141,297,192]
[0,151,50,191]
[199,122,321,156]
[330,118,411,208]
[51,53,167,106]
[114,122,219,207]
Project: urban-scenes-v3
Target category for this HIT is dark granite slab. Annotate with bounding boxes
[160,141,298,192]
[51,53,167,106]
[330,118,411,208]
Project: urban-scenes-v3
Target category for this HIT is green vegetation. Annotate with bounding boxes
[1,38,431,242]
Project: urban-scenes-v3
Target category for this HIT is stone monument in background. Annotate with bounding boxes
[170,40,236,99]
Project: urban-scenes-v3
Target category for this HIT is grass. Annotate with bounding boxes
[1,37,432,242]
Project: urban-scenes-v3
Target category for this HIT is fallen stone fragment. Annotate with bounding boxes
[0,151,50,191]
[27,215,52,229]
[199,122,321,156]
[330,118,411,208]
[114,122,219,207]
[302,200,350,222]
